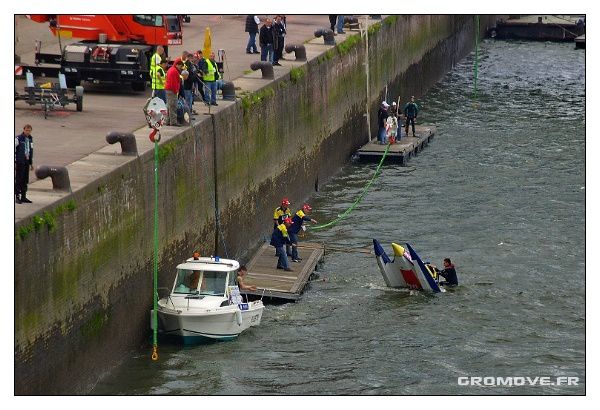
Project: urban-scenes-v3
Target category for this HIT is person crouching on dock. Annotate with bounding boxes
[288,204,318,263]
[271,217,294,271]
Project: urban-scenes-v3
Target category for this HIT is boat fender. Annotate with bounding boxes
[235,309,243,326]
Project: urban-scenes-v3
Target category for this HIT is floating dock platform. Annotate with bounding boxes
[356,125,436,165]
[492,15,585,41]
[241,242,324,302]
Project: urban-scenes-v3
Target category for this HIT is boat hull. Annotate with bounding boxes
[154,301,264,343]
[373,239,443,293]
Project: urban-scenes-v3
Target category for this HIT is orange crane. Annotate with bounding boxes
[21,14,183,90]
[27,14,183,46]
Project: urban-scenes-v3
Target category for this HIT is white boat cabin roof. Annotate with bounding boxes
[176,257,240,273]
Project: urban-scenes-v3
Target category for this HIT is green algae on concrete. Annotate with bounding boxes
[80,309,110,340]
[16,199,77,240]
[290,66,306,84]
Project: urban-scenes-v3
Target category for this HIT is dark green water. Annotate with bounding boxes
[92,39,585,395]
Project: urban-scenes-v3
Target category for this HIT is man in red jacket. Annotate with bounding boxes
[165,59,184,126]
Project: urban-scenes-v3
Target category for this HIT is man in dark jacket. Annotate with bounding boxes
[15,124,34,203]
[259,18,274,63]
[245,15,260,54]
[438,258,458,286]
[287,204,318,263]
[273,15,286,66]
[270,217,293,271]
[403,95,419,137]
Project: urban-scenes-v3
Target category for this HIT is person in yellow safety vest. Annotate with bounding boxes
[270,217,293,272]
[151,60,168,104]
[199,52,219,106]
[150,45,165,76]
[273,198,292,257]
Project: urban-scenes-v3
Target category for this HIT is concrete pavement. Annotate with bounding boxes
[14,14,379,221]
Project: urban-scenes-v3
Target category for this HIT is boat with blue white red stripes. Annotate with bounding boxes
[373,239,445,293]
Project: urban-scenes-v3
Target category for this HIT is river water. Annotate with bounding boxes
[92,39,585,395]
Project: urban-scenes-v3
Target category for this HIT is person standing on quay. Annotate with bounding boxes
[328,15,337,32]
[273,15,287,66]
[259,18,275,63]
[15,124,34,204]
[165,59,184,126]
[245,15,260,54]
[337,15,346,34]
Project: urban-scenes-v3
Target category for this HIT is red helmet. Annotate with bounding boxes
[281,198,290,207]
[283,217,293,224]
[303,203,312,212]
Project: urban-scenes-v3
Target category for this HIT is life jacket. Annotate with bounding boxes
[151,66,166,90]
[273,206,292,225]
[270,223,289,247]
[203,58,217,82]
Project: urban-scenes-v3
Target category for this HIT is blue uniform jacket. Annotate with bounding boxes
[270,224,291,247]
[288,210,312,234]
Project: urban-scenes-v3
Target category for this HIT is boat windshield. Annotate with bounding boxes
[173,269,228,295]
[173,269,201,294]
[198,270,227,296]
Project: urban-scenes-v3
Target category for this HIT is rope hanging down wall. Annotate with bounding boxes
[311,143,392,230]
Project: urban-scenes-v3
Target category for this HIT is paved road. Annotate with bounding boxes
[15,15,345,176]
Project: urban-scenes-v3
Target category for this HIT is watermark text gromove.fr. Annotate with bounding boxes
[457,376,579,387]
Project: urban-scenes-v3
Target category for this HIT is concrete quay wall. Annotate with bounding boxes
[14,15,496,394]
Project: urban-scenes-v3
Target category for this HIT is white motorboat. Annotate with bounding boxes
[151,255,264,343]
[373,239,444,293]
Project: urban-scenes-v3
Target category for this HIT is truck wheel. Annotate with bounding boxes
[66,78,80,89]
[132,81,147,92]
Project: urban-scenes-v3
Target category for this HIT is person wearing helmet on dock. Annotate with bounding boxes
[403,96,419,137]
[273,198,293,257]
[271,217,294,271]
[288,204,318,263]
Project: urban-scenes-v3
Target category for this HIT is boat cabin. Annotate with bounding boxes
[170,257,240,297]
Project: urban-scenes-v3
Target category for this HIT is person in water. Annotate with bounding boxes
[438,258,458,286]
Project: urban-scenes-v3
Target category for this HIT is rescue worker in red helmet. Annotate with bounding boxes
[270,217,293,271]
[288,204,318,262]
[273,198,293,257]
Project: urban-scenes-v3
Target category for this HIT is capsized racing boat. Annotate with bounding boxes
[151,255,264,343]
[373,239,444,293]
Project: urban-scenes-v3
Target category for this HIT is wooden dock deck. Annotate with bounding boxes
[357,125,436,165]
[241,242,324,302]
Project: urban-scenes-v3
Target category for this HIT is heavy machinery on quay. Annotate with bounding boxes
[19,14,183,90]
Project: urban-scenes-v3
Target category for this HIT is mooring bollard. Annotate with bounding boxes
[221,81,236,101]
[250,61,274,79]
[106,131,138,156]
[314,28,335,45]
[284,44,307,61]
[344,16,360,30]
[35,165,71,192]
